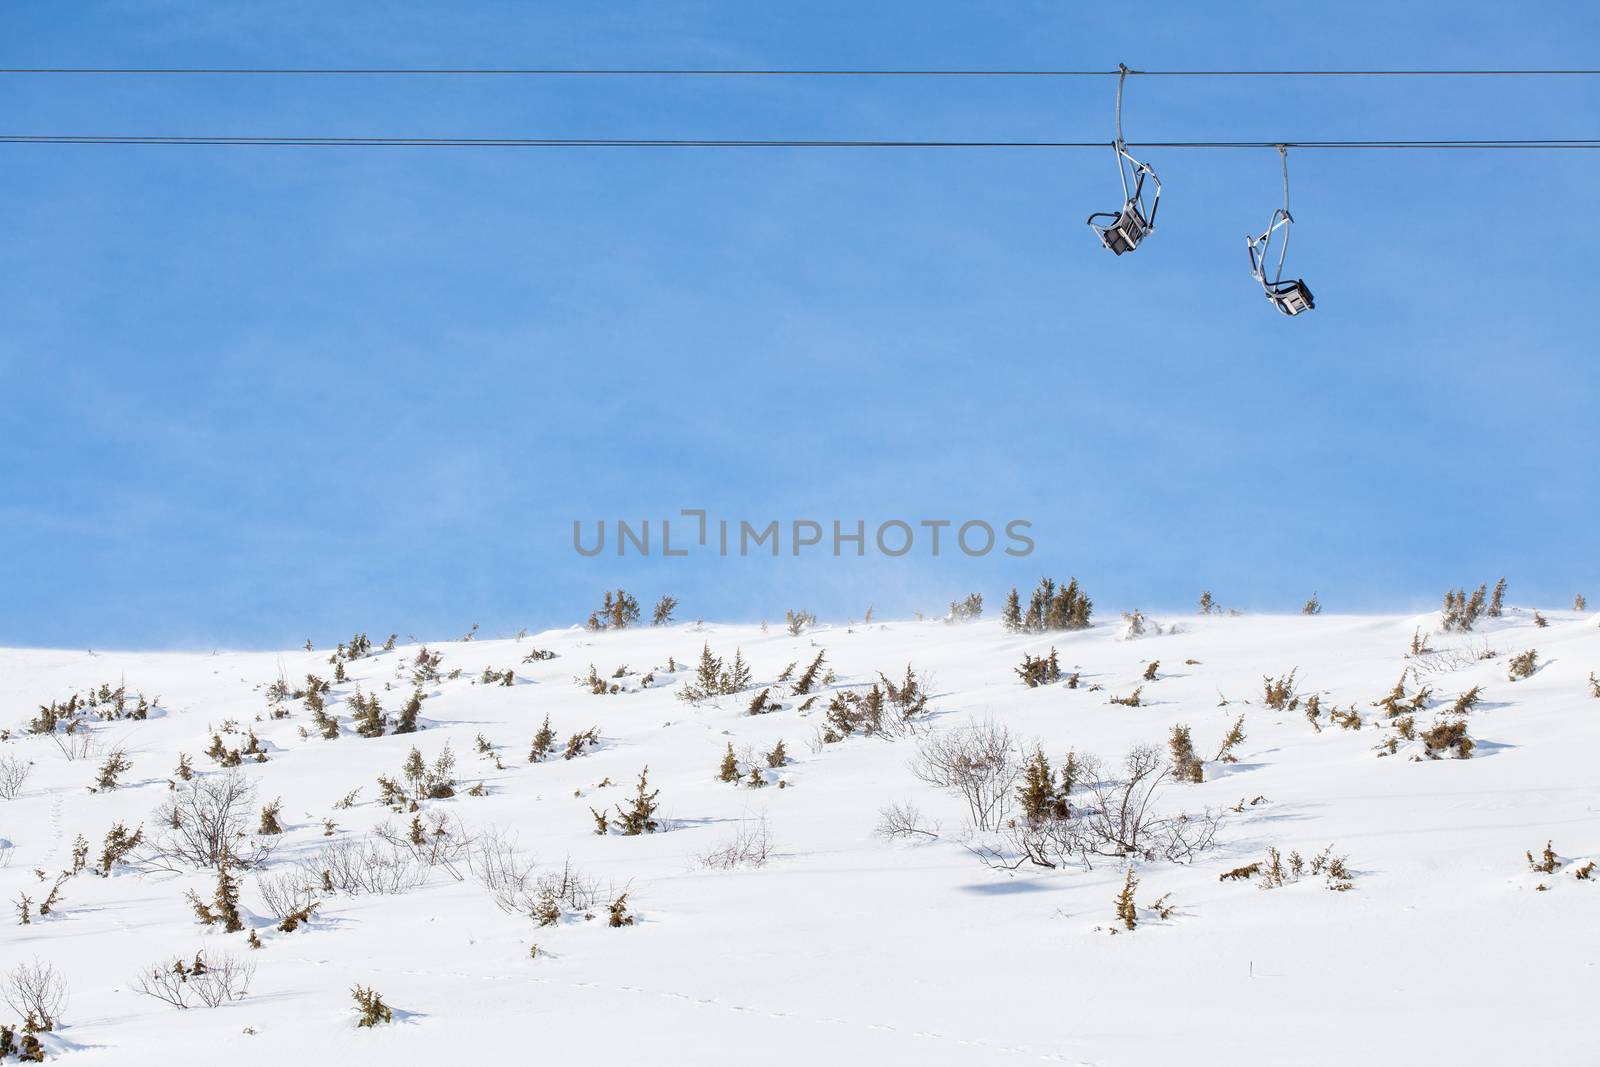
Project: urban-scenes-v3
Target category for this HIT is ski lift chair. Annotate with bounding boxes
[1247,147,1315,316]
[1088,143,1161,255]
[1248,209,1315,316]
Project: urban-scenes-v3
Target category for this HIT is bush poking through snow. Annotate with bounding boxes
[98,822,143,875]
[1450,686,1483,715]
[607,893,635,927]
[615,768,661,835]
[1527,841,1559,875]
[529,715,557,762]
[717,743,740,783]
[1262,670,1299,711]
[563,727,600,761]
[1016,649,1062,688]
[1417,719,1474,759]
[258,798,284,836]
[352,985,394,1027]
[1302,593,1322,615]
[1441,585,1488,632]
[1214,716,1246,763]
[1507,649,1538,681]
[790,651,828,696]
[1114,867,1139,929]
[1108,687,1143,708]
[785,609,817,636]
[93,745,132,790]
[1235,845,1353,891]
[746,687,781,715]
[1168,726,1203,784]
[1017,747,1071,822]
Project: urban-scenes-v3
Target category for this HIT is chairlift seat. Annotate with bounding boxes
[1266,279,1315,316]
[1090,201,1152,256]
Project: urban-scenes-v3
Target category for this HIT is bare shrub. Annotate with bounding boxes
[468,828,539,916]
[986,746,1221,870]
[254,870,320,924]
[135,951,254,1009]
[145,768,274,870]
[874,801,940,841]
[131,959,192,1009]
[696,812,774,869]
[373,811,472,879]
[302,837,424,896]
[51,726,97,762]
[191,953,256,1011]
[0,756,30,800]
[910,719,1020,831]
[4,959,67,1031]
[468,831,599,924]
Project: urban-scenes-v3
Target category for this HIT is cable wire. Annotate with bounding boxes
[5,67,1600,77]
[4,135,1600,149]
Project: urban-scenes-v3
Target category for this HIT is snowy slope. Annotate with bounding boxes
[1,606,1596,1065]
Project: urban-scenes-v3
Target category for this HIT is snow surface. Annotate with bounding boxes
[1,607,1597,1065]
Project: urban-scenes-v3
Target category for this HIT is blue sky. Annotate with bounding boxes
[2,2,1598,649]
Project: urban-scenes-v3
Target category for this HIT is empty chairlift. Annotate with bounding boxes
[1087,64,1162,255]
[1247,146,1315,315]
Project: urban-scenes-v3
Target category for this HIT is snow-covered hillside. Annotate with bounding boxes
[1,605,1597,1065]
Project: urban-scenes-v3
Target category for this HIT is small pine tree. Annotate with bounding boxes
[258,798,284,835]
[529,715,556,762]
[1001,587,1023,632]
[695,643,723,691]
[1198,590,1215,615]
[765,739,788,768]
[652,595,677,626]
[1115,868,1139,930]
[1017,747,1064,822]
[616,767,660,835]
[720,649,752,694]
[392,688,424,734]
[607,893,635,927]
[1168,725,1204,783]
[717,743,740,783]
[1489,576,1507,617]
[352,985,394,1027]
[95,747,132,790]
[1302,592,1322,615]
[1214,715,1246,763]
[791,651,827,695]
